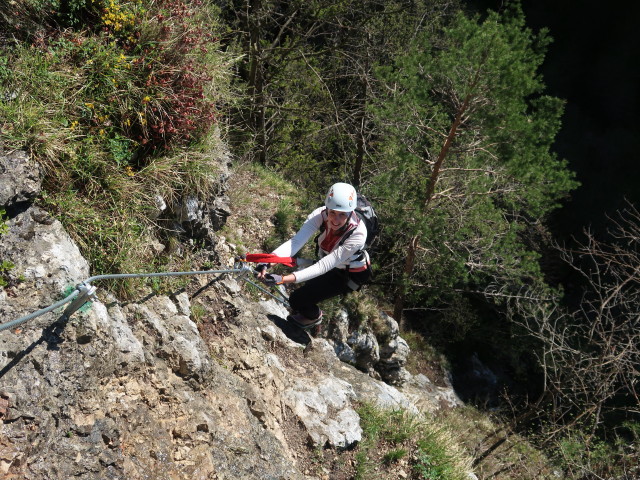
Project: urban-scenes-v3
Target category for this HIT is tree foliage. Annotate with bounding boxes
[219,0,458,189]
[368,5,578,321]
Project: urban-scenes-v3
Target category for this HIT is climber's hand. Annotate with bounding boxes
[255,263,268,279]
[261,273,283,286]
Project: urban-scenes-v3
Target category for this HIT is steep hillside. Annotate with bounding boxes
[1,152,475,480]
[1,1,636,477]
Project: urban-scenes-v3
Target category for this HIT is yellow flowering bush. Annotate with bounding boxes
[4,0,220,172]
[101,0,144,40]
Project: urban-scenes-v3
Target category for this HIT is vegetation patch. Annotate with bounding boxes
[0,0,233,296]
[223,161,308,255]
[354,403,471,480]
[0,208,14,287]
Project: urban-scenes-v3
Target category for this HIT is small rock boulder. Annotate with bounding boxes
[0,150,42,211]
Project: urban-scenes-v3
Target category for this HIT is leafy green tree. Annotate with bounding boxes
[219,0,457,189]
[370,4,578,324]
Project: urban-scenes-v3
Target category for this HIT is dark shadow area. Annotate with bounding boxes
[407,300,542,410]
[448,348,531,409]
[472,0,640,239]
[266,314,311,346]
[4,201,32,219]
[0,314,69,380]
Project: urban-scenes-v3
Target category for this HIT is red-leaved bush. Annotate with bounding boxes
[105,0,219,158]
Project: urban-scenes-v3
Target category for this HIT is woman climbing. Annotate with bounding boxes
[256,182,372,329]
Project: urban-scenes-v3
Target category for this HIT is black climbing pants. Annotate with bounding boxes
[289,267,371,320]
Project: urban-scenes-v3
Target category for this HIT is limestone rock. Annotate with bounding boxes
[284,376,362,449]
[376,313,411,386]
[0,207,89,322]
[160,157,232,244]
[0,162,469,478]
[0,205,303,479]
[148,194,167,220]
[328,309,411,386]
[347,330,380,372]
[211,194,232,231]
[0,150,42,210]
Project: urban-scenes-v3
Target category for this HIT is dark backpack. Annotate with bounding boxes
[353,194,380,248]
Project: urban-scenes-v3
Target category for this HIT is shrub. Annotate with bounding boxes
[554,428,640,480]
[0,0,233,292]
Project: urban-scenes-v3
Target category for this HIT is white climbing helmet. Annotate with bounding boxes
[325,182,357,212]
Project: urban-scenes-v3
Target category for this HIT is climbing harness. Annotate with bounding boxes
[1,258,292,333]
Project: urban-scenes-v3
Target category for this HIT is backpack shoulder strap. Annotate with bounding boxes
[336,211,363,248]
[314,207,328,257]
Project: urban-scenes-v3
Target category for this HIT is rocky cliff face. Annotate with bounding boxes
[0,151,462,479]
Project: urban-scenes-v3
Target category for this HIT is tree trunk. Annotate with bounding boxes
[353,102,366,188]
[247,0,266,164]
[353,33,370,188]
[393,91,474,324]
[393,235,419,326]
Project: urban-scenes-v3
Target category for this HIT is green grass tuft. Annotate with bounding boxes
[355,403,471,480]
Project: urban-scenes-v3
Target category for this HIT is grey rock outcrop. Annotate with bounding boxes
[0,150,42,211]
[171,192,232,242]
[124,295,212,380]
[0,152,466,478]
[347,330,380,372]
[285,374,362,448]
[157,153,232,244]
[0,211,394,477]
[328,309,411,386]
[0,207,89,320]
[377,312,412,386]
[0,217,301,478]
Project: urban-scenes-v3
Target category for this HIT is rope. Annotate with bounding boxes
[242,276,290,308]
[83,269,245,284]
[1,262,289,333]
[0,290,80,333]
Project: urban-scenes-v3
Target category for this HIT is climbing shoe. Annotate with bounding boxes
[287,311,323,330]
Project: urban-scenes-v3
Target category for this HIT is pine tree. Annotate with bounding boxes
[370,4,578,324]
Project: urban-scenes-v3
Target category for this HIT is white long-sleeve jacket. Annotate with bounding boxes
[271,206,369,283]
